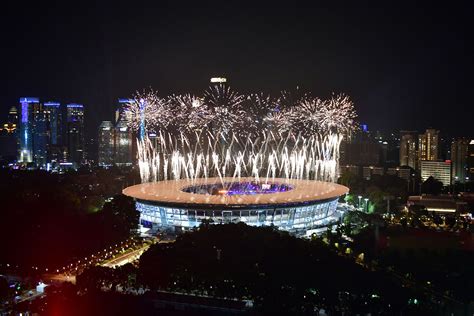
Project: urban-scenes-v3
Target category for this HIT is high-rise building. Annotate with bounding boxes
[340,130,381,166]
[18,97,40,163]
[399,131,418,169]
[44,102,65,163]
[32,102,48,167]
[115,118,133,166]
[8,106,18,124]
[43,102,62,145]
[116,98,133,123]
[114,98,134,166]
[468,140,474,181]
[418,128,440,163]
[420,160,451,186]
[451,138,469,183]
[66,103,85,166]
[98,121,115,167]
[0,106,18,163]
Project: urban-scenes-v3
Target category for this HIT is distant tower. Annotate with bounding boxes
[115,119,133,167]
[98,121,115,167]
[116,98,134,166]
[139,99,146,141]
[399,131,418,169]
[8,106,18,124]
[418,128,440,164]
[18,97,40,163]
[451,138,470,183]
[43,102,62,146]
[116,98,133,124]
[468,140,474,181]
[32,102,48,167]
[66,104,85,166]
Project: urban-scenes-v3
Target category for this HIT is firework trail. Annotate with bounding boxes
[125,85,357,184]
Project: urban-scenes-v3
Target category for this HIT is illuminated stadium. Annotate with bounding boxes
[123,177,349,236]
[121,84,356,236]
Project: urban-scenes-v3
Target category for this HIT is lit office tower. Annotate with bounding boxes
[468,140,474,181]
[32,102,48,167]
[66,104,85,166]
[418,128,440,163]
[114,99,133,166]
[18,97,40,163]
[116,98,133,123]
[98,121,114,167]
[8,106,18,124]
[451,138,469,183]
[399,131,418,169]
[115,119,133,166]
[43,102,62,145]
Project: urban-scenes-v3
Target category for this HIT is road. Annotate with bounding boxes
[101,243,151,268]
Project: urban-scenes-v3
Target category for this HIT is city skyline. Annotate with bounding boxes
[1,3,473,138]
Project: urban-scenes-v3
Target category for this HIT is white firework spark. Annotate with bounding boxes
[168,94,209,132]
[125,84,358,184]
[203,84,246,133]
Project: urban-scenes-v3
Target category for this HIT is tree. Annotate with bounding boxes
[421,176,443,195]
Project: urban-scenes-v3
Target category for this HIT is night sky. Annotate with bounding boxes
[1,2,473,138]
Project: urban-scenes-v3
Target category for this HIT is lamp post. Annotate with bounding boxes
[466,177,470,192]
[358,195,362,210]
[364,198,369,212]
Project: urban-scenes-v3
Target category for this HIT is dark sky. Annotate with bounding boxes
[1,1,473,138]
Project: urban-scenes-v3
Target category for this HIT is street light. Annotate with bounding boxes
[358,195,362,209]
[364,198,369,212]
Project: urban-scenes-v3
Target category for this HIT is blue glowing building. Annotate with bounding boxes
[18,97,39,164]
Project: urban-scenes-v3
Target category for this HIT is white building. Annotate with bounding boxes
[420,160,451,185]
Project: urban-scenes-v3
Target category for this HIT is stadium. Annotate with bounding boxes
[123,177,349,237]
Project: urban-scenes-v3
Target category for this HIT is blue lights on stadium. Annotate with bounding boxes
[136,198,339,236]
[182,182,293,196]
[67,103,84,108]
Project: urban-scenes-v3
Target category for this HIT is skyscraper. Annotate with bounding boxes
[32,102,48,167]
[115,119,133,166]
[8,106,18,124]
[43,102,62,145]
[18,97,39,163]
[468,140,474,181]
[418,128,440,163]
[66,103,85,166]
[399,131,418,169]
[98,121,114,167]
[115,98,134,166]
[451,138,469,183]
[116,98,133,123]
[0,106,18,163]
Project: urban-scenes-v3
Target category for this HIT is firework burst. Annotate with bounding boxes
[125,84,358,184]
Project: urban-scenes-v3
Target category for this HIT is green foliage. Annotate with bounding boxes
[138,223,414,314]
